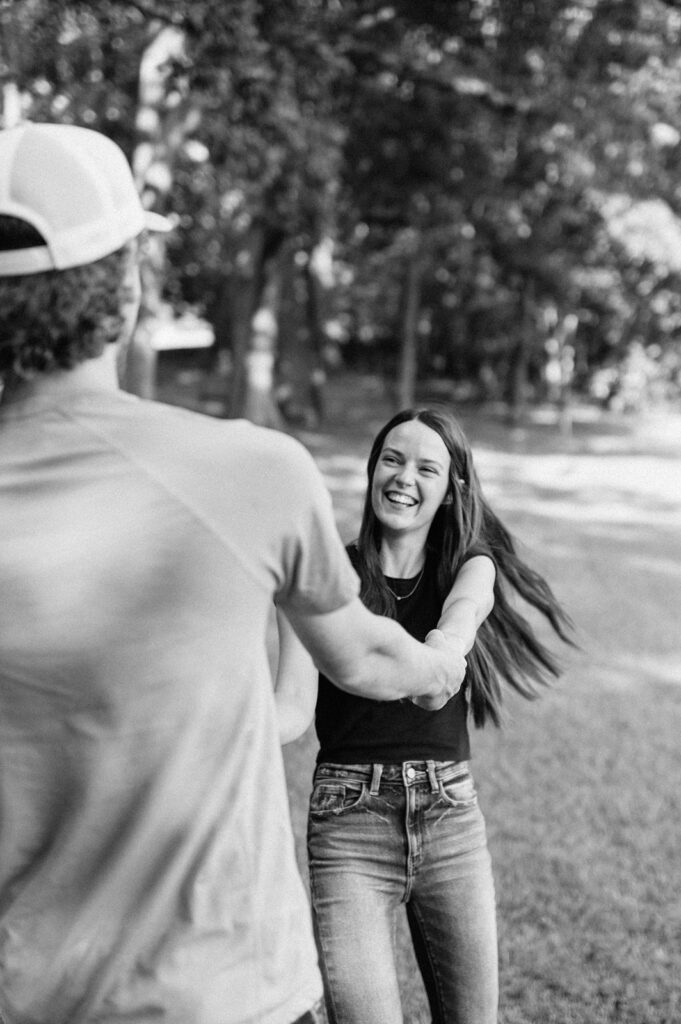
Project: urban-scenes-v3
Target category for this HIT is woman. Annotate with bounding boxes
[276,406,574,1024]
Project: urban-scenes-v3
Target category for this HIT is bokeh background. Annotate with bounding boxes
[2,3,680,1021]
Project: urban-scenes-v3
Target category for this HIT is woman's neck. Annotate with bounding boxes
[379,536,427,579]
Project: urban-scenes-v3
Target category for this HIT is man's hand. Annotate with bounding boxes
[410,629,467,711]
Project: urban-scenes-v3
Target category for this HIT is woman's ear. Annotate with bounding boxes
[441,492,453,506]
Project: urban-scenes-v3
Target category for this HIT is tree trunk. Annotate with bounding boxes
[397,250,423,410]
[228,224,265,417]
[507,278,535,426]
[556,312,578,437]
[123,26,196,399]
[1,9,22,129]
[275,243,329,428]
[302,243,334,426]
[507,340,528,425]
[228,225,284,427]
[2,81,21,127]
[243,266,285,429]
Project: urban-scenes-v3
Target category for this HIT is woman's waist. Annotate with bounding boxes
[315,732,470,769]
[314,759,471,790]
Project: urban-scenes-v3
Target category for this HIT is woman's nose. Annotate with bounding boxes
[395,463,416,485]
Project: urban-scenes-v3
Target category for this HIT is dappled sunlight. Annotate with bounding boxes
[626,551,681,580]
[565,648,681,693]
[313,452,368,541]
[314,453,368,489]
[315,440,681,538]
[610,651,680,689]
[493,493,679,527]
[472,447,681,535]
[475,449,681,506]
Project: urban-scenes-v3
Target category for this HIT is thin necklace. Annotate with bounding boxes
[385,564,425,601]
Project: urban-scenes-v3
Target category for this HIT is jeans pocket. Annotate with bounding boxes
[438,773,478,810]
[309,780,364,816]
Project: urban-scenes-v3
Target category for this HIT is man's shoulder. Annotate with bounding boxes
[118,399,331,525]
[113,395,311,467]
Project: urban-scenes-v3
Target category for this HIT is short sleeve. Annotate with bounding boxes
[138,414,361,616]
[273,441,360,615]
[463,543,495,565]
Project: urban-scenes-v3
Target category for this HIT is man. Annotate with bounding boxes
[0,122,465,1024]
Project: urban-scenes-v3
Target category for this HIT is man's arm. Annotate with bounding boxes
[273,607,318,744]
[284,596,467,711]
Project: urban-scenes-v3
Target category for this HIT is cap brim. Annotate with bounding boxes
[144,210,174,234]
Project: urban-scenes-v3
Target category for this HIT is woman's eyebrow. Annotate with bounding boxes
[382,447,445,470]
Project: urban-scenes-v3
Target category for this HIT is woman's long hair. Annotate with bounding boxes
[355,406,575,727]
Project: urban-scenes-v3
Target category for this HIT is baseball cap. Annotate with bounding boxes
[0,122,173,276]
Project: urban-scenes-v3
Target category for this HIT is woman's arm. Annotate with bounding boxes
[436,555,496,655]
[273,606,319,744]
[410,555,495,710]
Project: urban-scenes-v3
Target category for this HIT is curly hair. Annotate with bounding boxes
[0,215,135,376]
[355,406,576,727]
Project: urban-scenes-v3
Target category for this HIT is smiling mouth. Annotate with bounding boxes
[385,491,418,508]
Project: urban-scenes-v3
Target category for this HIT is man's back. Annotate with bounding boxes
[0,120,465,1024]
[0,389,357,1024]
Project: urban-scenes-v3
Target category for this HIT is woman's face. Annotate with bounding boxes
[371,419,451,542]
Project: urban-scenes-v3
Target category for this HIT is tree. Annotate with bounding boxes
[0,0,183,397]
[167,0,349,421]
[326,0,681,412]
[5,0,681,420]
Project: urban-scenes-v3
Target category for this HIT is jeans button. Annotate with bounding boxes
[405,767,416,781]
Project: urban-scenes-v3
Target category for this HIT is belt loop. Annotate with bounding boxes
[426,760,439,793]
[369,763,383,795]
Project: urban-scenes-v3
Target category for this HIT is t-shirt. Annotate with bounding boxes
[0,386,359,1024]
[315,544,479,765]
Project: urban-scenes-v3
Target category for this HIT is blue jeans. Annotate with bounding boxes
[307,761,498,1024]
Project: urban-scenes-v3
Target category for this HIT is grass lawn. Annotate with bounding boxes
[157,363,681,1023]
[277,374,681,1024]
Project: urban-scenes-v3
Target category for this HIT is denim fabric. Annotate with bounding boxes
[307,761,498,1024]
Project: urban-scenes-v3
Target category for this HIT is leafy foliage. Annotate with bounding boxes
[3,0,681,412]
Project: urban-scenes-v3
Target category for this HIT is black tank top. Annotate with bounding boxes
[315,544,472,764]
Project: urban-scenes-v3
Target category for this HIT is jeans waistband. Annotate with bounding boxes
[314,760,470,795]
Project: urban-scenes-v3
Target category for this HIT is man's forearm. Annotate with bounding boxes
[287,599,465,708]
[337,616,457,701]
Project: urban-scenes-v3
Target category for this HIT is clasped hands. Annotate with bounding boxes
[410,628,467,711]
